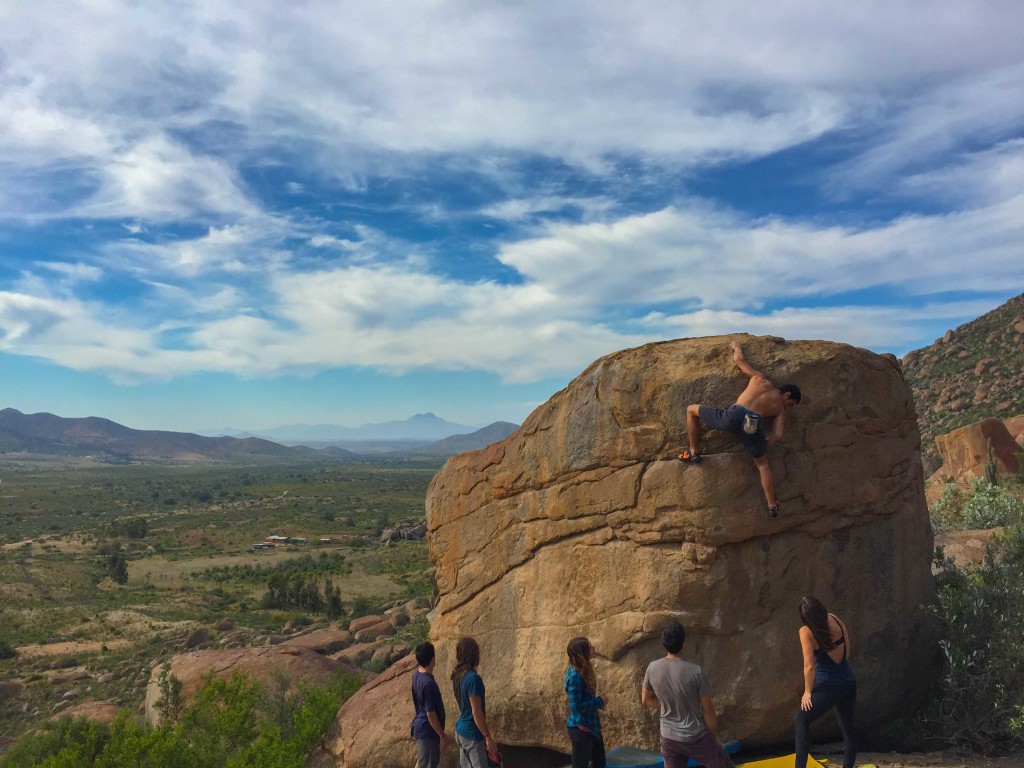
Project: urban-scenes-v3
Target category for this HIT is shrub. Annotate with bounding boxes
[924,523,1024,752]
[1,669,361,768]
[0,637,17,659]
[930,478,1024,532]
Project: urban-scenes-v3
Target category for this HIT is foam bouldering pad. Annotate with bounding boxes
[604,739,741,767]
[737,756,826,768]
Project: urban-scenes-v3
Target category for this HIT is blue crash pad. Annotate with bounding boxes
[605,739,740,767]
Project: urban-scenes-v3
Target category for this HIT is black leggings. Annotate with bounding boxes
[794,683,856,768]
[568,726,606,768]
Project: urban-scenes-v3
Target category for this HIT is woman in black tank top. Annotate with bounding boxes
[795,596,857,768]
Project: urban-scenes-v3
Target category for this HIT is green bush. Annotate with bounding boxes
[1,669,361,768]
[924,523,1024,752]
[930,478,1024,532]
[0,638,16,660]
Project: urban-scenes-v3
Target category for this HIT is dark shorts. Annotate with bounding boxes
[698,404,767,458]
[661,731,735,768]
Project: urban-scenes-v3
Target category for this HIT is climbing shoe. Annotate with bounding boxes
[768,502,781,518]
[678,450,702,463]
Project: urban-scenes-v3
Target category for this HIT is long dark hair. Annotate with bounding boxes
[566,636,596,694]
[451,636,480,700]
[799,596,835,651]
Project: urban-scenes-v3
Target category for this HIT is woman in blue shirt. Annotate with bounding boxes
[795,596,856,768]
[451,636,497,768]
[565,636,607,768]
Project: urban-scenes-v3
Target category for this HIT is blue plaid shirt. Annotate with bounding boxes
[565,666,605,735]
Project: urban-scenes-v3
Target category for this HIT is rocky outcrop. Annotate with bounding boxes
[333,334,938,762]
[144,645,356,725]
[934,418,1020,480]
[934,528,1003,569]
[1005,415,1024,445]
[380,518,427,544]
[281,628,352,655]
[328,656,420,768]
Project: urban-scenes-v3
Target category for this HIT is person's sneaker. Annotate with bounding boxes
[678,450,702,463]
[743,413,759,434]
[768,502,781,518]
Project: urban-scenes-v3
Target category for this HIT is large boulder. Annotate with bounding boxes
[1004,414,1024,444]
[325,655,422,768]
[335,334,938,761]
[144,645,358,724]
[934,528,1003,569]
[281,628,352,655]
[935,417,1020,479]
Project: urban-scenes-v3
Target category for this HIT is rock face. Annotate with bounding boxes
[935,418,1020,479]
[328,656,420,768]
[333,335,938,763]
[934,528,1003,569]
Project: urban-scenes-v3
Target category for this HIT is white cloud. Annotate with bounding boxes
[480,195,617,222]
[2,0,1024,391]
[3,188,1020,384]
[4,0,1022,209]
[33,262,103,282]
[897,138,1024,206]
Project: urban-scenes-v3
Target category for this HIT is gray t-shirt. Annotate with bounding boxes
[642,656,712,742]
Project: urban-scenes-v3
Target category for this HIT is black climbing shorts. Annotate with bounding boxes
[698,404,768,458]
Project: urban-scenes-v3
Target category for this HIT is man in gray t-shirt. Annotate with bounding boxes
[641,621,734,768]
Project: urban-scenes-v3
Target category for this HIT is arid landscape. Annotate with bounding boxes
[3,304,1023,767]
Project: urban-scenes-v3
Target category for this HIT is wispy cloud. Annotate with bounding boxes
[1,0,1023,409]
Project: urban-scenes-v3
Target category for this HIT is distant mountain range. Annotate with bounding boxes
[0,408,518,463]
[208,412,479,443]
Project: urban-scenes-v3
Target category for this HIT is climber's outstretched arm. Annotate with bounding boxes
[731,341,763,380]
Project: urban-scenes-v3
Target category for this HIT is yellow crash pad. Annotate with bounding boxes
[738,756,826,768]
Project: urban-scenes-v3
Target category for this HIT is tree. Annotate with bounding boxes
[107,552,129,584]
[156,663,184,724]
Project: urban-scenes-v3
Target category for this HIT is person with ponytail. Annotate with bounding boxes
[565,636,607,768]
[795,596,857,768]
[451,636,496,768]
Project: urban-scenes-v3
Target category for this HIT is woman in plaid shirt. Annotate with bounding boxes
[565,636,607,768]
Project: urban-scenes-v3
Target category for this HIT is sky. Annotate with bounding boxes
[2,1,1024,433]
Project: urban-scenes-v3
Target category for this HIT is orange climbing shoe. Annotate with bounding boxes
[678,450,702,463]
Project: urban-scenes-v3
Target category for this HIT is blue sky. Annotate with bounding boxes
[2,1,1023,433]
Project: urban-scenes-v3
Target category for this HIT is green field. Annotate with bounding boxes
[0,458,442,741]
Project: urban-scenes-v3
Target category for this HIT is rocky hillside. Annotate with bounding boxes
[903,292,1024,469]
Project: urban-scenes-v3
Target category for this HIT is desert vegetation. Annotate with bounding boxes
[0,458,439,753]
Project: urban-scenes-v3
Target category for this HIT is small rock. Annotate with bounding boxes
[185,628,210,648]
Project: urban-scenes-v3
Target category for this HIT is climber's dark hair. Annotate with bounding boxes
[780,384,801,404]
[662,621,685,654]
[799,596,834,652]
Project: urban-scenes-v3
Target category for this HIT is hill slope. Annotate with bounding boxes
[411,421,519,456]
[902,292,1024,467]
[0,409,341,462]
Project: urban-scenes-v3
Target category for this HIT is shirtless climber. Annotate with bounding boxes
[681,340,801,518]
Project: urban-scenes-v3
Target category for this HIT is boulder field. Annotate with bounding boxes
[329,334,939,766]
